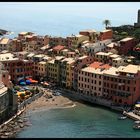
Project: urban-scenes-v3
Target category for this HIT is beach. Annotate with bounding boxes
[25,90,76,113]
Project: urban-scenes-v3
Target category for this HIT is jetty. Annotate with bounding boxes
[123,111,140,121]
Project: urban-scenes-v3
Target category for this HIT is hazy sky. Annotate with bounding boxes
[0,2,139,24]
[0,2,139,37]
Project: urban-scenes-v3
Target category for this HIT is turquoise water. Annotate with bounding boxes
[16,102,140,138]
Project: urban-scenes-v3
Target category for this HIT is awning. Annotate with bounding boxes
[20,82,26,85]
[17,77,24,81]
[26,80,31,85]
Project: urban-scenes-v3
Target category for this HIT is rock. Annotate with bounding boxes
[19,124,24,128]
[18,119,23,123]
[4,132,10,136]
[1,135,8,138]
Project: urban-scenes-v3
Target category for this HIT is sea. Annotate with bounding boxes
[16,102,140,138]
[1,2,140,138]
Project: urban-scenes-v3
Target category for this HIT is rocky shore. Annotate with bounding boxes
[0,29,8,36]
[0,112,30,138]
[0,88,76,138]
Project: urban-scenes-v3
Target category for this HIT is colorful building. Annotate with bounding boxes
[114,37,136,55]
[67,34,89,48]
[103,64,140,106]
[99,29,113,41]
[47,56,64,83]
[71,55,94,90]
[0,38,11,51]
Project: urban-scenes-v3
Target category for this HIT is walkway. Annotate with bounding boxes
[123,111,140,121]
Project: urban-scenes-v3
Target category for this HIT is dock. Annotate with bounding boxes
[123,111,140,121]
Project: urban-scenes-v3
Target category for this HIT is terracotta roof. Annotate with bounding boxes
[53,45,65,51]
[89,61,111,69]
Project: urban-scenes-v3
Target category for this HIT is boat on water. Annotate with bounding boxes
[118,116,127,120]
[133,124,140,130]
[134,121,140,124]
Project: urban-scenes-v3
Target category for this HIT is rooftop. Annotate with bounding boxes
[39,61,47,65]
[27,53,35,57]
[107,42,117,48]
[118,64,140,74]
[78,55,88,60]
[40,45,50,50]
[0,53,14,61]
[96,52,113,56]
[53,45,65,51]
[120,37,134,42]
[101,29,112,33]
[19,32,28,35]
[113,57,123,61]
[109,54,120,58]
[103,67,119,76]
[0,38,10,45]
[89,62,111,69]
[34,54,45,58]
[80,29,96,33]
[61,57,75,64]
[82,67,106,74]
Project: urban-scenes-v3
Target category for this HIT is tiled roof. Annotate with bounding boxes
[53,45,65,51]
[89,61,111,69]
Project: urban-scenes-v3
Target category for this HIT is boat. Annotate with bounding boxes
[118,116,127,120]
[133,124,140,130]
[134,121,140,124]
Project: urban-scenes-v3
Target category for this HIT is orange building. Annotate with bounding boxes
[99,29,113,41]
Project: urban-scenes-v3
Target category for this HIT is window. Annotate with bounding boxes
[85,78,86,82]
[3,74,5,78]
[134,87,136,92]
[127,87,130,91]
[99,81,101,85]
[128,80,130,84]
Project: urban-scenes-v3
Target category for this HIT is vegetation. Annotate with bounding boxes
[103,19,111,29]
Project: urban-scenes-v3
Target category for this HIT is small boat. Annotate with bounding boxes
[133,124,140,130]
[118,116,127,120]
[134,121,140,124]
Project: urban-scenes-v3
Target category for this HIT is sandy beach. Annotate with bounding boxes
[25,90,76,113]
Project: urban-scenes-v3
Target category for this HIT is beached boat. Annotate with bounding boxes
[118,116,127,120]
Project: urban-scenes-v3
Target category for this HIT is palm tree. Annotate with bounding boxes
[103,20,111,29]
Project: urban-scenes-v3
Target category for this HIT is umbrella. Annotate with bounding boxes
[20,82,26,86]
[26,80,31,85]
[137,101,140,104]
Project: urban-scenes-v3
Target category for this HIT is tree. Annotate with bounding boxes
[133,28,140,41]
[103,19,111,29]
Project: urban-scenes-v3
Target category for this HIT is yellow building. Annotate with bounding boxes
[38,61,47,77]
[58,57,75,88]
[65,58,75,88]
[47,56,64,83]
[67,34,89,48]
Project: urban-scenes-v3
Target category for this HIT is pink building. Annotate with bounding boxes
[71,55,94,90]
